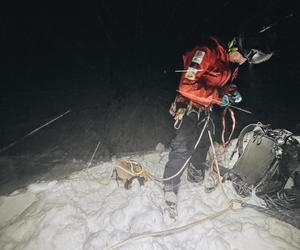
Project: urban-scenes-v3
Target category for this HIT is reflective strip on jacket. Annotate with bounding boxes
[177,37,232,107]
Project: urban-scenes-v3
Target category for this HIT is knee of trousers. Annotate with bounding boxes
[169,139,194,159]
[168,149,191,161]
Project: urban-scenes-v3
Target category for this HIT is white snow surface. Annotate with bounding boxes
[1,139,300,250]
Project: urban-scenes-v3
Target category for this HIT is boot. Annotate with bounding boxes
[187,163,205,183]
[204,170,219,193]
[164,190,178,218]
[163,185,178,219]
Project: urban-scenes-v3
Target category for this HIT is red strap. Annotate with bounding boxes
[221,108,236,147]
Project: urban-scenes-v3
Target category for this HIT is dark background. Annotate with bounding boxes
[0,0,299,194]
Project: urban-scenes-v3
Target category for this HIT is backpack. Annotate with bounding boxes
[223,123,300,229]
[226,123,300,198]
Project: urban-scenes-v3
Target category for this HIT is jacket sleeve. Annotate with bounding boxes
[178,47,222,107]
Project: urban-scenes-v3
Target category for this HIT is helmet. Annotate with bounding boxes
[237,33,274,64]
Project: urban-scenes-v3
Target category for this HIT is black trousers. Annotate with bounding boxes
[163,110,214,193]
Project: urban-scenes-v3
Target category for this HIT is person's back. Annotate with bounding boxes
[176,37,234,108]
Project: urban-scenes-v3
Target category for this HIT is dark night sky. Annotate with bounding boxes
[0,0,299,133]
[1,0,298,88]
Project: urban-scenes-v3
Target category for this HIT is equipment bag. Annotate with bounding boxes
[225,123,300,229]
[227,123,300,197]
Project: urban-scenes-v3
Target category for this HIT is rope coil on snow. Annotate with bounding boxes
[115,160,145,177]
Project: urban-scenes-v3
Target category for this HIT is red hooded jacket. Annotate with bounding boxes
[177,37,236,108]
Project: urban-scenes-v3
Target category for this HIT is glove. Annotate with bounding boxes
[220,95,230,107]
[231,90,242,103]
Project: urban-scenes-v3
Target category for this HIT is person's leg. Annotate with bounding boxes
[187,115,212,183]
[163,113,199,194]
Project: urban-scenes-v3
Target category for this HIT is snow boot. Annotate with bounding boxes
[163,190,178,219]
[204,170,219,193]
[187,163,205,184]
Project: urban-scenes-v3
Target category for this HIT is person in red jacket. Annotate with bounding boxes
[163,35,273,216]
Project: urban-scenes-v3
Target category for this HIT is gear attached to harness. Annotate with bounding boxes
[169,101,194,129]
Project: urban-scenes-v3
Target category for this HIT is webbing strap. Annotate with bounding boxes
[221,107,236,147]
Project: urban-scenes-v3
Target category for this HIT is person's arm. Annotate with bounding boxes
[178,47,221,107]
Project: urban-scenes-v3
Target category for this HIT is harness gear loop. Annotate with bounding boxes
[173,108,186,129]
[221,107,236,147]
[173,101,195,129]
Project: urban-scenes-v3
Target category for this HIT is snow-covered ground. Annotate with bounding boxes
[0,140,299,250]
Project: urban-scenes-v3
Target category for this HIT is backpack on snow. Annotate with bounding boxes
[225,123,300,198]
